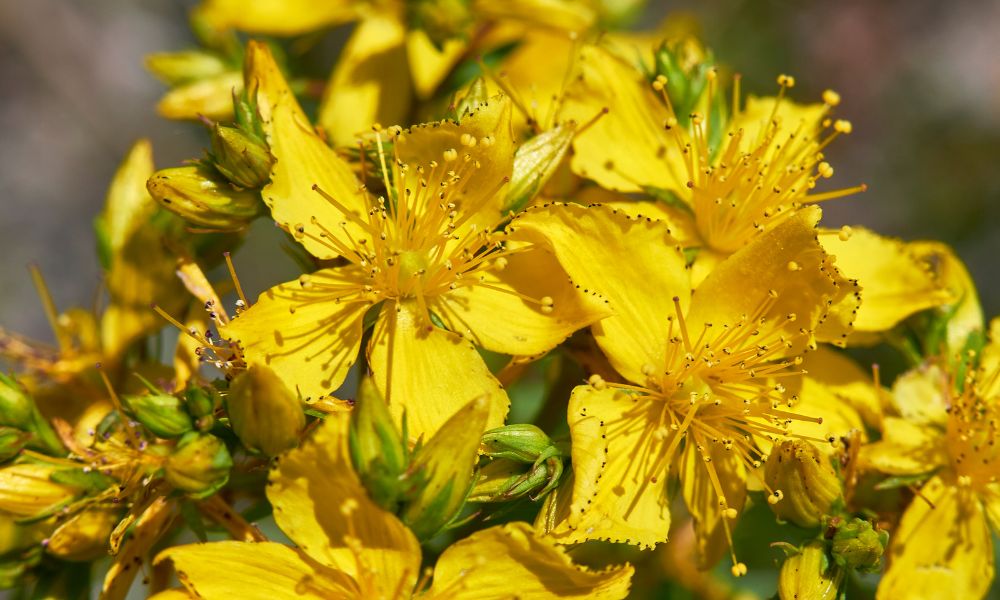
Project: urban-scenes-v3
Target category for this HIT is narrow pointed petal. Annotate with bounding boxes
[509,202,689,384]
[368,300,509,441]
[431,522,633,599]
[245,42,367,260]
[222,268,368,402]
[267,412,421,595]
[877,477,994,600]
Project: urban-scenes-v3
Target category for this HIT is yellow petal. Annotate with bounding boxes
[498,30,576,132]
[245,41,367,260]
[877,476,994,600]
[680,440,746,569]
[222,268,368,402]
[859,417,946,475]
[148,590,194,600]
[730,95,826,156]
[267,412,421,594]
[473,0,596,33]
[687,206,855,354]
[509,202,689,384]
[799,346,882,427]
[406,30,466,100]
[100,139,155,254]
[395,95,515,232]
[431,522,633,599]
[562,44,682,194]
[156,72,242,121]
[318,15,411,147]
[431,243,609,356]
[983,484,1000,533]
[783,372,867,455]
[195,0,356,35]
[889,364,950,426]
[156,541,347,599]
[599,199,699,247]
[821,227,952,333]
[368,300,509,441]
[910,240,984,355]
[550,385,672,549]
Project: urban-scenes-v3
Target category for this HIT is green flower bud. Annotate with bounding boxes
[350,378,407,511]
[778,542,843,600]
[764,440,842,528]
[481,424,560,464]
[46,507,119,562]
[0,428,31,463]
[209,124,274,189]
[0,374,64,456]
[826,517,889,572]
[653,36,716,127]
[145,50,230,86]
[124,394,193,439]
[183,385,218,431]
[450,77,490,121]
[164,432,232,498]
[504,125,575,213]
[146,165,263,230]
[402,396,489,540]
[228,365,305,456]
[0,464,81,518]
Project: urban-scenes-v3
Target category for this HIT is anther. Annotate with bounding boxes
[822,89,841,106]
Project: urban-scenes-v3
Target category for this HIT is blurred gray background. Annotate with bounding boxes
[2,0,999,341]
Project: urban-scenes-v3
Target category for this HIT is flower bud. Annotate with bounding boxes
[778,542,843,600]
[46,507,119,562]
[0,374,63,456]
[481,424,561,463]
[764,440,842,528]
[164,432,232,498]
[0,428,31,463]
[826,517,888,572]
[124,394,193,439]
[402,396,489,540]
[0,464,80,518]
[450,77,490,121]
[156,71,243,121]
[350,378,407,511]
[145,50,230,86]
[146,165,263,229]
[504,125,575,212]
[209,124,274,189]
[183,385,218,431]
[654,36,715,125]
[469,457,562,503]
[227,365,305,457]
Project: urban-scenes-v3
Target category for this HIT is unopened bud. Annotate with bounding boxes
[228,365,305,456]
[125,393,193,439]
[0,374,63,456]
[349,378,407,511]
[164,432,232,498]
[826,517,888,572]
[653,36,714,123]
[402,396,490,540]
[145,50,230,87]
[504,125,575,212]
[0,464,80,518]
[46,507,119,562]
[764,440,842,527]
[209,124,274,189]
[0,428,31,463]
[450,77,490,121]
[146,165,263,229]
[778,542,843,600]
[183,385,217,432]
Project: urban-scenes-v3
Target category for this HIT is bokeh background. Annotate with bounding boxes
[1,1,999,597]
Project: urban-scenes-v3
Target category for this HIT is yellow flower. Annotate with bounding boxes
[562,44,865,280]
[194,0,597,146]
[510,202,856,569]
[155,412,634,599]
[223,44,607,440]
[860,319,1000,599]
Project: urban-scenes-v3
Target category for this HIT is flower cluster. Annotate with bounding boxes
[1,2,996,599]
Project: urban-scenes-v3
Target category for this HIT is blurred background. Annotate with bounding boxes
[2,0,999,340]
